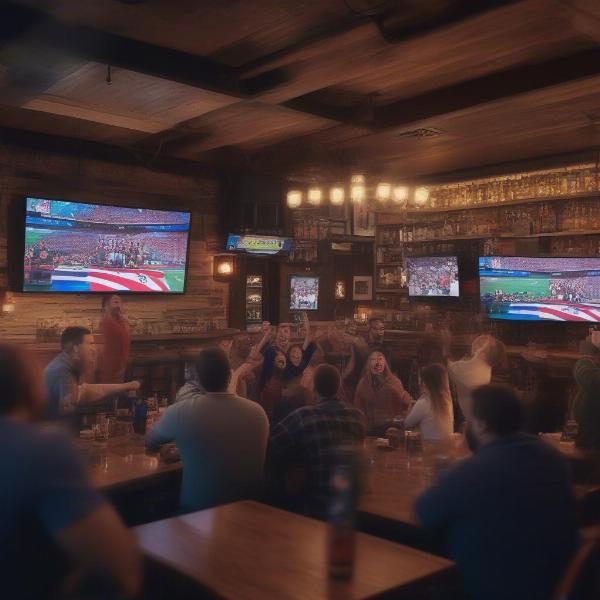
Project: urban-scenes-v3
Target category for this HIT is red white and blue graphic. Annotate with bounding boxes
[480,256,600,322]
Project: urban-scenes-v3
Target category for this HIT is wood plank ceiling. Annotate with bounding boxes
[1,0,600,181]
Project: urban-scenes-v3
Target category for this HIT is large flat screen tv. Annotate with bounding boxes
[290,276,319,310]
[23,198,191,293]
[407,256,459,297]
[479,256,600,321]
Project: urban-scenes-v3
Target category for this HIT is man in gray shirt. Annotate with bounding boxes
[146,347,269,513]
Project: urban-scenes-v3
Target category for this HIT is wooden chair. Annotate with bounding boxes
[553,528,600,600]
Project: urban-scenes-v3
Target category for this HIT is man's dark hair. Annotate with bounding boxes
[61,326,91,351]
[195,348,231,392]
[101,294,115,309]
[369,317,384,327]
[471,384,522,437]
[313,364,341,398]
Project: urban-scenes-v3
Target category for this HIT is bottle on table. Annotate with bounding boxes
[327,445,360,579]
[132,397,148,434]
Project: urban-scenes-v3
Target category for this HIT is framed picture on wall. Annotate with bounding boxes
[335,279,346,300]
[353,276,373,300]
[352,203,376,237]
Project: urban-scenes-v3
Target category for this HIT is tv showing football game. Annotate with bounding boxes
[407,256,459,297]
[290,276,319,310]
[479,256,600,321]
[23,198,191,293]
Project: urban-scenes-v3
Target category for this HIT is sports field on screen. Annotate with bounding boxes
[479,275,551,299]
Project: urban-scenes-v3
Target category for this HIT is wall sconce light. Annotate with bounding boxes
[392,185,409,205]
[0,290,15,314]
[307,187,322,206]
[213,254,236,282]
[350,174,366,204]
[330,186,345,205]
[375,182,391,203]
[286,190,302,208]
[414,186,430,207]
[335,280,346,300]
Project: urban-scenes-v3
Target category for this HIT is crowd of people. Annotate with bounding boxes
[407,257,459,296]
[25,232,188,271]
[2,305,598,599]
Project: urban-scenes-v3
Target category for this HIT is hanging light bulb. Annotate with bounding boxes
[330,186,345,205]
[286,189,302,208]
[414,186,430,207]
[307,187,322,206]
[375,182,392,202]
[392,185,409,205]
[350,174,366,204]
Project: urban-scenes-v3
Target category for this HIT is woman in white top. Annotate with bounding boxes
[404,363,453,441]
[447,334,505,419]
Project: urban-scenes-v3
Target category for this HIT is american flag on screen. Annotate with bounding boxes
[508,302,600,322]
[50,267,170,292]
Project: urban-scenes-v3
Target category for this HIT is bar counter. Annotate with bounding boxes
[81,432,599,534]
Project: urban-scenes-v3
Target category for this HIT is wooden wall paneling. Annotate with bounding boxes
[0,142,228,342]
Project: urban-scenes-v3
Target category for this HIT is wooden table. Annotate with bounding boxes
[135,500,456,600]
[77,434,183,525]
[359,437,600,542]
[359,439,467,538]
[77,434,181,492]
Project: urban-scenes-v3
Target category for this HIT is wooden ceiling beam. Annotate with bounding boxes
[373,46,600,130]
[0,1,282,99]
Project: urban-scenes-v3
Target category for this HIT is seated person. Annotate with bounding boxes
[146,348,269,513]
[354,351,413,434]
[415,384,578,600]
[0,342,140,599]
[573,339,600,449]
[267,364,365,519]
[44,326,139,428]
[403,363,453,441]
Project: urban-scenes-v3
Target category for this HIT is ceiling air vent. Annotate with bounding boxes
[396,127,444,138]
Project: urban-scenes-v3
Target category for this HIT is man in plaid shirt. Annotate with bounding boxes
[267,364,365,519]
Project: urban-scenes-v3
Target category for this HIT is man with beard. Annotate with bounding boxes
[415,384,577,600]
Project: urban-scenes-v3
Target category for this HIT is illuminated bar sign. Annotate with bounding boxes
[225,234,293,255]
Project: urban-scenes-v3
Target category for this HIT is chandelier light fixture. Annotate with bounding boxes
[307,187,322,206]
[414,186,430,207]
[375,182,392,202]
[350,174,366,204]
[286,189,302,208]
[329,186,345,205]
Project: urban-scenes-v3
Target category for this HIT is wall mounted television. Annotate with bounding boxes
[479,256,600,321]
[289,276,319,310]
[406,256,459,297]
[23,197,191,293]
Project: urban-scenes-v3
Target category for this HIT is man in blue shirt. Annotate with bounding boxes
[44,326,139,427]
[0,342,140,599]
[415,384,578,600]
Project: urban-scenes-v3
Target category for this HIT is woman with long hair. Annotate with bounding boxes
[403,363,453,441]
[355,350,413,434]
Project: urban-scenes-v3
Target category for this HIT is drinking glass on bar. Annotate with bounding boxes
[405,431,423,461]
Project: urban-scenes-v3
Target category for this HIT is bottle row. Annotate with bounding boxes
[378,200,600,244]
[427,165,597,210]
